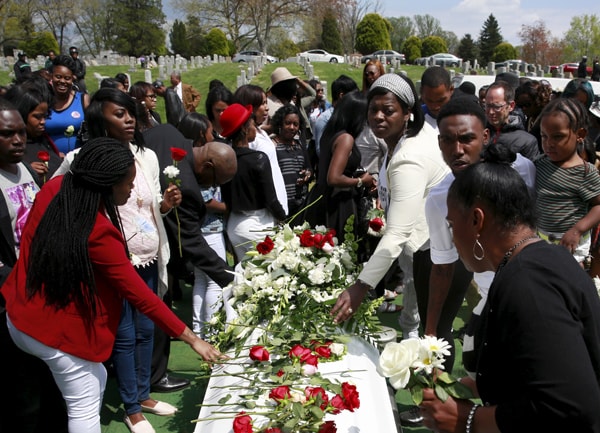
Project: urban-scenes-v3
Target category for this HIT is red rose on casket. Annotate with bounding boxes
[329,395,346,414]
[299,230,315,247]
[232,411,253,433]
[314,345,332,359]
[289,344,311,360]
[304,386,329,409]
[249,345,270,361]
[341,382,360,411]
[269,385,291,402]
[318,421,337,433]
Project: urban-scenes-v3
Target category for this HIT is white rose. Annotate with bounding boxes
[329,342,345,356]
[290,391,306,403]
[163,165,180,179]
[301,364,318,376]
[321,242,334,254]
[378,339,420,389]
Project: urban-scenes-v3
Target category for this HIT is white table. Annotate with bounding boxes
[194,336,399,433]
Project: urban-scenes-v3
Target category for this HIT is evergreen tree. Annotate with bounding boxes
[110,0,166,56]
[320,9,342,54]
[205,28,229,57]
[458,33,478,64]
[170,20,190,57]
[421,35,447,57]
[402,36,422,64]
[493,42,517,62]
[478,14,503,64]
[355,13,391,54]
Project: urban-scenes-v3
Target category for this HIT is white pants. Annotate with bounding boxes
[7,316,107,433]
[396,252,420,339]
[193,231,226,337]
[226,209,276,261]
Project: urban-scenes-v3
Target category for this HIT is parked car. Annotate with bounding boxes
[298,49,345,63]
[361,50,405,64]
[494,59,524,70]
[232,50,277,63]
[428,53,462,67]
[549,63,593,75]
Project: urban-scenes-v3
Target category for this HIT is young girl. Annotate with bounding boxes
[535,97,600,264]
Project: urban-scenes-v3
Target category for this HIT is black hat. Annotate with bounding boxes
[152,80,164,89]
[18,52,26,58]
[69,47,78,54]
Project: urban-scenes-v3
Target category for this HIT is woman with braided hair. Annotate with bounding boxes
[1,138,223,433]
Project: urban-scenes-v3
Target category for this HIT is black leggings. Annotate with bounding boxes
[413,249,473,373]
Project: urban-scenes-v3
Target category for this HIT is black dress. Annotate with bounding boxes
[304,130,362,243]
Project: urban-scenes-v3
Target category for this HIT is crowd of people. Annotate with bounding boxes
[2,51,600,433]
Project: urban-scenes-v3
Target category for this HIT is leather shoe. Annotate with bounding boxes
[151,374,190,393]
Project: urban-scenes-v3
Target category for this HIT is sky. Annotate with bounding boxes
[379,0,590,46]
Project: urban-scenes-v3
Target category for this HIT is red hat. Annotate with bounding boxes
[220,103,253,138]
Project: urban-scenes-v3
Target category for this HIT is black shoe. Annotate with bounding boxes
[399,406,423,426]
[151,374,191,393]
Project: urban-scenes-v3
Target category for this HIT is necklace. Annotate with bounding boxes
[496,235,538,273]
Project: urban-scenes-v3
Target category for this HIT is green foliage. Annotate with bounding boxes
[18,32,59,57]
[205,28,229,57]
[109,0,166,56]
[421,36,447,57]
[478,14,503,64]
[402,36,422,64]
[169,20,190,57]
[563,14,600,61]
[457,34,479,64]
[270,39,300,61]
[388,16,414,53]
[185,16,207,57]
[493,42,517,62]
[355,13,392,54]
[320,10,342,54]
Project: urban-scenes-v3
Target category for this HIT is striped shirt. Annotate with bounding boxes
[535,155,600,233]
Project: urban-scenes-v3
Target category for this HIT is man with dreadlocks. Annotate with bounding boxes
[1,138,225,433]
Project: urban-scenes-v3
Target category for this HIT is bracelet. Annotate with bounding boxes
[465,403,481,433]
[356,176,363,188]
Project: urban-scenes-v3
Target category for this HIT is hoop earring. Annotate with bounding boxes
[473,238,485,261]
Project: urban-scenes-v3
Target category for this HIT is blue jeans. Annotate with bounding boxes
[111,262,158,416]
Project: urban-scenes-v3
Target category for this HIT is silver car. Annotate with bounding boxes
[361,50,405,64]
[428,53,462,67]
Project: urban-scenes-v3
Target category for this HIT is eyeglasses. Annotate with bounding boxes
[145,94,156,99]
[365,71,377,77]
[485,103,508,112]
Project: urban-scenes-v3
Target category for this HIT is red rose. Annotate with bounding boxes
[315,345,331,359]
[232,411,253,433]
[329,394,345,414]
[265,429,282,433]
[170,147,187,161]
[249,345,270,362]
[301,353,319,366]
[256,238,274,255]
[368,217,384,232]
[312,233,325,247]
[276,369,284,377]
[299,230,314,247]
[37,151,50,162]
[341,382,360,411]
[269,385,291,402]
[324,231,335,246]
[318,421,337,433]
[289,344,311,360]
[304,386,329,409]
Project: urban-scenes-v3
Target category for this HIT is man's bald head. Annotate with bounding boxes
[193,142,237,187]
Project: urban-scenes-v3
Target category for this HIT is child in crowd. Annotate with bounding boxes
[535,97,600,264]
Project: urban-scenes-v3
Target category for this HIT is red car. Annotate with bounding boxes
[550,63,593,75]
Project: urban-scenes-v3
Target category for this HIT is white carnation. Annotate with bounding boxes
[163,165,180,179]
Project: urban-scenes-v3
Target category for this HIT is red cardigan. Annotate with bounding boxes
[1,177,185,362]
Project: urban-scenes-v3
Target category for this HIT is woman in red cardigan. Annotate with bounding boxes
[1,138,223,433]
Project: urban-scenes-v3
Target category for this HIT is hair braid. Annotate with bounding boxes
[26,138,134,320]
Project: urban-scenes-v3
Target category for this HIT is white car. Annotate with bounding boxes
[298,49,345,63]
[232,50,277,63]
[428,53,462,67]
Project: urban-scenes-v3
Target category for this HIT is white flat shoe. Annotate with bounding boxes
[124,414,156,433]
[141,400,178,416]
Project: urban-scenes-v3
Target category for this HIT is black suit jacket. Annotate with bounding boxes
[143,124,234,288]
[164,88,185,127]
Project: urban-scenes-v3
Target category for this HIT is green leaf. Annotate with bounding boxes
[445,381,476,400]
[435,372,455,385]
[434,383,449,402]
[412,385,424,406]
[217,394,232,404]
[309,405,324,419]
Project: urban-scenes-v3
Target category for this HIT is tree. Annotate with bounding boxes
[320,9,342,53]
[170,19,190,57]
[414,14,443,39]
[355,13,391,54]
[109,0,166,56]
[268,28,299,60]
[402,35,421,64]
[457,34,478,64]
[204,28,229,56]
[76,0,115,56]
[442,31,458,54]
[18,31,58,56]
[34,0,78,53]
[519,20,552,65]
[387,16,414,52]
[478,14,503,64]
[492,42,517,62]
[421,35,446,57]
[563,14,600,61]
[337,0,377,54]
